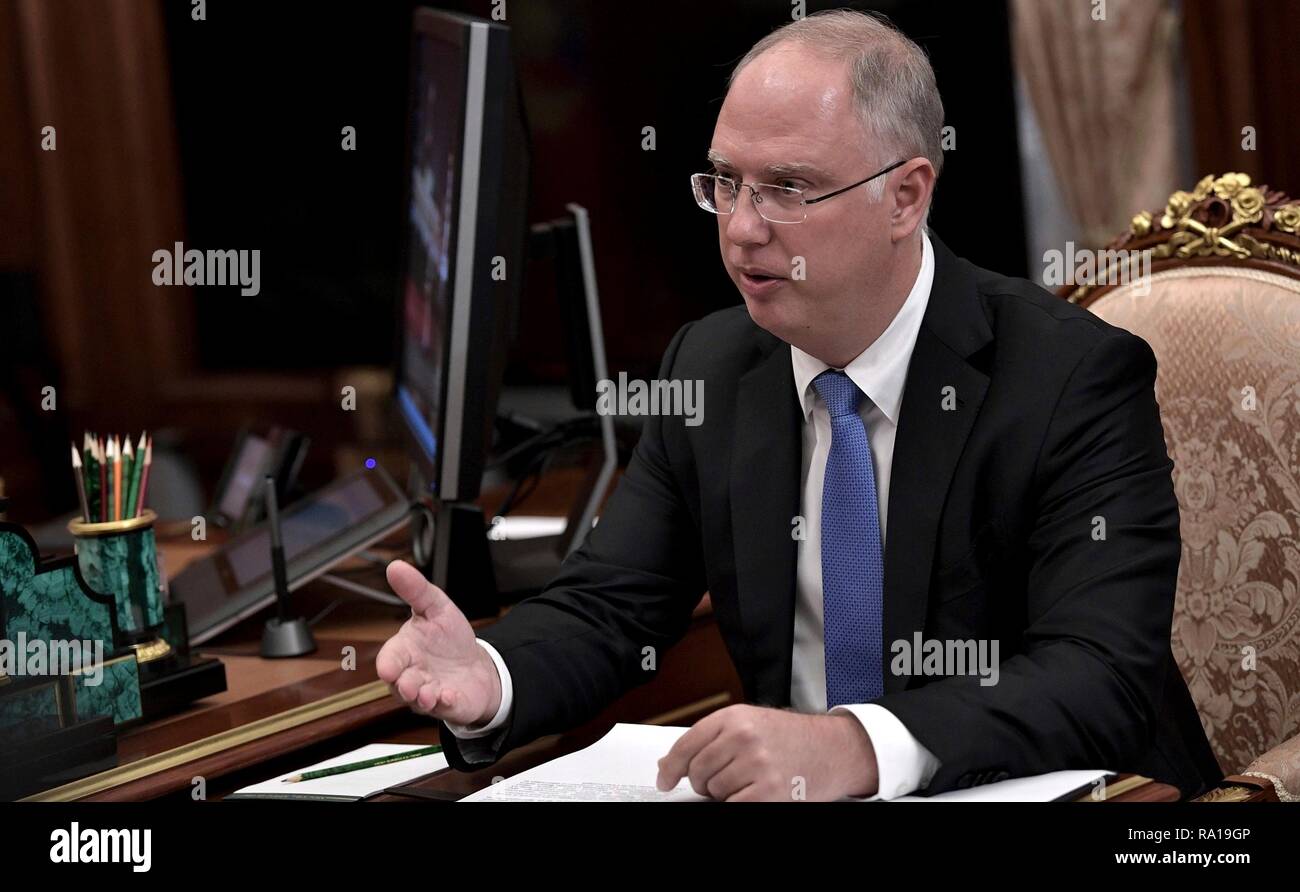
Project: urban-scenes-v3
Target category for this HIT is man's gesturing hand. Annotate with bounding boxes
[376,559,502,728]
[655,704,879,801]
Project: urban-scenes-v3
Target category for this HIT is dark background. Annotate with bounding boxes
[161,0,1026,382]
[10,0,1294,521]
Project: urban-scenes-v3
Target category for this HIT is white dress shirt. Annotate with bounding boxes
[450,234,942,799]
[788,232,941,799]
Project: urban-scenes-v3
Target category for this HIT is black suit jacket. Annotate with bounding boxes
[440,234,1223,798]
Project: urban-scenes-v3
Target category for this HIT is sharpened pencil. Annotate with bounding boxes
[98,436,107,522]
[83,433,98,522]
[121,436,135,520]
[125,431,146,518]
[111,436,122,521]
[135,436,152,517]
[281,744,444,783]
[71,444,90,522]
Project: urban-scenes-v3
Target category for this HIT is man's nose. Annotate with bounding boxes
[724,186,772,246]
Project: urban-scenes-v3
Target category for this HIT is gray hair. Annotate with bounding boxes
[728,9,945,201]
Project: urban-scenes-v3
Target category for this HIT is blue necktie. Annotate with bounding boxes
[813,369,884,707]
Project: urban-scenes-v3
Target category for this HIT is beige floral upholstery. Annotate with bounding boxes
[1089,266,1300,796]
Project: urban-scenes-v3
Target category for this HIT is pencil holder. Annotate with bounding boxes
[67,509,171,662]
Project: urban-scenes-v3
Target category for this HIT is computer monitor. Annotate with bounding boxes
[394,8,531,504]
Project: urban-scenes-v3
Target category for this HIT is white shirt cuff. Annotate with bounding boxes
[444,639,514,739]
[830,703,941,800]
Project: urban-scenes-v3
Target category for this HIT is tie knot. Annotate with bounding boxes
[812,370,861,418]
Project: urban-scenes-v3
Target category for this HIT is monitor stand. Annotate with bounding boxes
[485,425,614,600]
[407,486,499,621]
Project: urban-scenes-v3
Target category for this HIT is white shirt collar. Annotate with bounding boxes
[790,232,934,425]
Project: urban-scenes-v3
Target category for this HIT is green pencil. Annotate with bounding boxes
[120,437,135,521]
[281,744,444,783]
[83,433,99,522]
[97,436,107,522]
[124,431,146,519]
[105,436,116,521]
[71,444,90,522]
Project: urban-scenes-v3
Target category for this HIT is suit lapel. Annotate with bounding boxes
[881,234,992,693]
[730,338,802,706]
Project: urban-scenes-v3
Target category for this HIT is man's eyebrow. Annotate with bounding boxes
[762,160,827,179]
[705,150,827,179]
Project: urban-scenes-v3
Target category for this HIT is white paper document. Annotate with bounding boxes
[892,769,1111,802]
[228,744,450,801]
[462,723,707,801]
[460,723,1109,802]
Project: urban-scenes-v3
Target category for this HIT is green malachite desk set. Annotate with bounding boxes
[0,498,226,798]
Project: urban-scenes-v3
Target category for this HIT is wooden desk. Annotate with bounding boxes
[364,734,1181,803]
[19,466,1181,803]
[26,495,744,801]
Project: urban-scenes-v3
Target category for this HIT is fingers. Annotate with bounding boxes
[388,666,461,722]
[704,758,755,801]
[722,783,762,802]
[686,739,737,798]
[375,635,412,684]
[417,681,442,713]
[393,665,427,705]
[656,718,723,791]
[385,560,452,617]
[389,674,466,724]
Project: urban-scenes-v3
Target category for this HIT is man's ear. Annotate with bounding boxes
[890,158,936,243]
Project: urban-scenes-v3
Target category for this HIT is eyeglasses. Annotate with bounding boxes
[690,158,907,224]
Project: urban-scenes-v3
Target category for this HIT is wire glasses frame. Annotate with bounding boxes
[691,158,907,224]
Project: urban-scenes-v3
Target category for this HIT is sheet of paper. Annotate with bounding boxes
[229,744,449,800]
[460,722,1110,802]
[894,769,1111,802]
[461,723,706,801]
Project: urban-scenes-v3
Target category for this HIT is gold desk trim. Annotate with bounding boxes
[129,637,174,664]
[1194,784,1258,803]
[1075,773,1153,801]
[21,679,391,801]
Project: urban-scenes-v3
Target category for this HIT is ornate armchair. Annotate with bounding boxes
[1061,173,1300,802]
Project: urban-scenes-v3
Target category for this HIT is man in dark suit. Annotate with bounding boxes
[377,10,1222,800]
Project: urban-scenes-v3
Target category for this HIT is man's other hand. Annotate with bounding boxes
[656,704,878,801]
